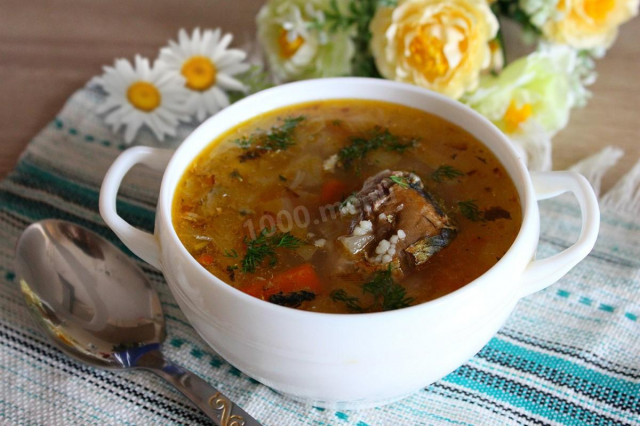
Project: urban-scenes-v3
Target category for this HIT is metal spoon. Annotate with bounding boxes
[15,219,261,426]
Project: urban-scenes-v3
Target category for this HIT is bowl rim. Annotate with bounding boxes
[158,77,538,319]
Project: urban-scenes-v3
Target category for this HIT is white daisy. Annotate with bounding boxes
[93,55,188,144]
[158,28,250,122]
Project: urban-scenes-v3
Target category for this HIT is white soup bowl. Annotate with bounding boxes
[100,78,599,409]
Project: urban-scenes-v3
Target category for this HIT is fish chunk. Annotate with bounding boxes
[335,170,456,279]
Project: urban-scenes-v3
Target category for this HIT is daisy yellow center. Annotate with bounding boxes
[503,100,532,133]
[583,0,615,21]
[181,56,217,91]
[278,28,304,59]
[408,24,451,82]
[127,81,161,112]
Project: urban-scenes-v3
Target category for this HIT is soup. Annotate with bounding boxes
[172,100,521,313]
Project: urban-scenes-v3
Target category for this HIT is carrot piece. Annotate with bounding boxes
[320,179,348,205]
[266,263,322,297]
[196,253,214,266]
[243,263,322,300]
[242,281,268,299]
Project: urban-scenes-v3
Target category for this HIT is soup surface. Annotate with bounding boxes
[173,100,522,313]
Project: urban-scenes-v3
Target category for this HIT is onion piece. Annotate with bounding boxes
[296,245,317,261]
[338,234,375,254]
[289,170,305,190]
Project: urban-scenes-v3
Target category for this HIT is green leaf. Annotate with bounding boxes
[362,267,414,311]
[223,249,239,258]
[389,175,409,188]
[337,127,417,170]
[234,115,306,160]
[240,229,304,273]
[431,165,464,182]
[458,200,483,222]
[330,289,364,312]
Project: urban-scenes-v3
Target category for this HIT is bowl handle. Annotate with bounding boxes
[518,171,600,298]
[99,146,173,270]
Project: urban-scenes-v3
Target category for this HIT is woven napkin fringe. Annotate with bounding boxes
[569,146,624,197]
[569,146,640,213]
[600,157,640,213]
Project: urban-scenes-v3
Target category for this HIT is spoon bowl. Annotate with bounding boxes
[15,219,260,425]
[15,219,164,367]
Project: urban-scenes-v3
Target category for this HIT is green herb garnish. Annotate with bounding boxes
[235,138,252,149]
[431,165,464,182]
[223,249,239,258]
[267,116,306,150]
[226,264,238,282]
[456,202,511,222]
[458,200,483,222]
[330,289,364,313]
[331,267,413,313]
[389,175,409,188]
[241,228,304,273]
[363,267,414,311]
[337,127,417,171]
[235,116,305,161]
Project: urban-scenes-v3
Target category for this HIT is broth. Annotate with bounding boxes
[172,100,521,313]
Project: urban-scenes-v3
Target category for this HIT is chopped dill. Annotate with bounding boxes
[223,249,239,258]
[241,228,304,273]
[458,200,483,222]
[226,264,238,281]
[330,267,414,313]
[235,116,305,161]
[389,175,409,188]
[457,202,510,222]
[431,165,464,182]
[235,138,252,149]
[338,127,417,170]
[330,289,364,313]
[362,267,414,311]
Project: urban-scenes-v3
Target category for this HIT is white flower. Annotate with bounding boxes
[158,28,250,121]
[256,0,355,82]
[93,55,188,144]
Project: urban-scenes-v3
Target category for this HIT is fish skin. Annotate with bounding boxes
[337,170,457,279]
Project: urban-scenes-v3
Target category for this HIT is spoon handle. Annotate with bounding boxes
[136,348,262,426]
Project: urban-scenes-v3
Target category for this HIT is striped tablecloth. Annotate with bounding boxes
[1,85,639,425]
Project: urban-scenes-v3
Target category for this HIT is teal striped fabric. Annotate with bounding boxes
[1,86,638,425]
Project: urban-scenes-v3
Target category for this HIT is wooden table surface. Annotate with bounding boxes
[2,1,638,193]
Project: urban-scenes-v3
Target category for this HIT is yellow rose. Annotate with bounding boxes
[370,0,499,99]
[542,0,639,49]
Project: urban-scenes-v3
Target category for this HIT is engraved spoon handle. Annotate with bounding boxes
[136,349,261,425]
